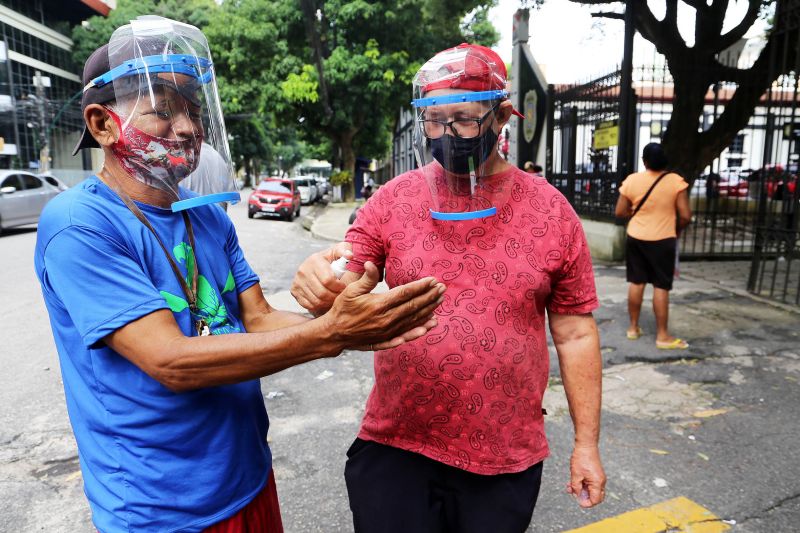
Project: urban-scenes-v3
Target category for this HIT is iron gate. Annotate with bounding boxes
[747,0,800,305]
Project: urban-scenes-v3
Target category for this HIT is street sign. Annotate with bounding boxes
[593,119,619,150]
[782,123,800,139]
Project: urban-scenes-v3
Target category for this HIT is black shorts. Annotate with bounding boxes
[344,438,543,533]
[626,235,677,290]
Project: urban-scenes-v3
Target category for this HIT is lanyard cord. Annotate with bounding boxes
[104,175,200,313]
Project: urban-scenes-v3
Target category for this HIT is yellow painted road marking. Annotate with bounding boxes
[565,496,730,533]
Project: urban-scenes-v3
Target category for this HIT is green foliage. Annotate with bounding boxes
[71,0,500,181]
[70,0,217,65]
[461,3,500,47]
[282,65,320,104]
[330,170,353,186]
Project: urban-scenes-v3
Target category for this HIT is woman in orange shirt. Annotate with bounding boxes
[615,143,692,349]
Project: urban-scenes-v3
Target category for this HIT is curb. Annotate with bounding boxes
[302,202,360,243]
[310,227,345,243]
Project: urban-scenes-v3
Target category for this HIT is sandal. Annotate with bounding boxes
[656,338,689,350]
[626,327,643,340]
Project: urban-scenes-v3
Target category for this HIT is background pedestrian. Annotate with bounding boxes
[615,142,692,349]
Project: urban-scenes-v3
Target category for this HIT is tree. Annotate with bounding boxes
[284,0,501,199]
[71,0,218,65]
[568,0,794,177]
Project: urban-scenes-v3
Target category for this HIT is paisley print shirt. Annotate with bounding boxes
[345,165,598,475]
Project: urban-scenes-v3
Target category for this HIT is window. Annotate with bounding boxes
[727,157,744,168]
[729,134,745,154]
[21,173,42,189]
[1,174,21,189]
[257,181,292,194]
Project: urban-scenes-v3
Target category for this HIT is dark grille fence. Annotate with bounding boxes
[546,69,623,221]
[546,62,800,262]
[747,0,800,304]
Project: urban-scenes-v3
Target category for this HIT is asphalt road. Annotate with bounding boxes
[1,195,799,532]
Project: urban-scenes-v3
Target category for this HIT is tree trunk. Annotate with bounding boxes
[661,67,711,179]
[341,134,356,201]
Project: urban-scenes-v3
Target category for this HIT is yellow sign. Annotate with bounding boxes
[566,496,730,533]
[0,137,4,152]
[593,120,619,150]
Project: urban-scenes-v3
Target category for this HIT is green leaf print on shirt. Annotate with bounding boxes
[158,242,240,333]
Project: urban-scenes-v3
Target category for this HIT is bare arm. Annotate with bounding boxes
[238,283,311,332]
[549,312,606,508]
[105,262,444,393]
[614,193,633,219]
[676,189,692,232]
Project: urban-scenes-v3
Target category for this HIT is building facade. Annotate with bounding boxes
[0,0,114,181]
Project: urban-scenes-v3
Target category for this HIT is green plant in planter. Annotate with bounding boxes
[330,170,353,187]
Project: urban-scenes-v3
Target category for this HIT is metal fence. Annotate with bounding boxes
[747,0,800,304]
[545,69,623,221]
[546,63,799,260]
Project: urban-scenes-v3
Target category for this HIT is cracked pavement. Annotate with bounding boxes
[1,201,798,532]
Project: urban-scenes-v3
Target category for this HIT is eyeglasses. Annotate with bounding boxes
[418,102,500,139]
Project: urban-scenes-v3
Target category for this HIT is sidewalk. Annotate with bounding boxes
[303,201,359,242]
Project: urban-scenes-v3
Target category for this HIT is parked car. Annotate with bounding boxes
[315,177,330,197]
[37,172,69,191]
[292,177,318,205]
[746,165,798,200]
[718,172,749,198]
[248,179,301,221]
[0,170,62,234]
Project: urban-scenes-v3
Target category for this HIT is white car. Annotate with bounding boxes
[0,170,62,234]
[38,172,70,191]
[292,177,318,205]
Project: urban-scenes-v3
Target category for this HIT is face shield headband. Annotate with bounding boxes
[85,54,214,91]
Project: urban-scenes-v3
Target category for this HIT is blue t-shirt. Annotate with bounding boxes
[34,177,270,532]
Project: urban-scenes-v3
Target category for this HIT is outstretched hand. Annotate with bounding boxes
[324,261,445,350]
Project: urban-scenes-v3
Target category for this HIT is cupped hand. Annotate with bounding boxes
[291,242,352,316]
[325,261,445,349]
[566,445,607,508]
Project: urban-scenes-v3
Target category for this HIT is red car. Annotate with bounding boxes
[248,179,301,221]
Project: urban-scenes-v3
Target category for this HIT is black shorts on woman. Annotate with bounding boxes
[625,235,676,291]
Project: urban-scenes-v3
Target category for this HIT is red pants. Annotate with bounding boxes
[204,470,283,533]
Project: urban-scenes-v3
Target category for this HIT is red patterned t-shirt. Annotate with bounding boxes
[345,165,598,475]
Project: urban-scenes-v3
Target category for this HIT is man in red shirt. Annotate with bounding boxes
[292,44,605,532]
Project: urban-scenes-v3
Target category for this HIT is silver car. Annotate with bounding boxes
[292,177,318,205]
[0,170,62,234]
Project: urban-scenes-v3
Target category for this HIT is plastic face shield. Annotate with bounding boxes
[95,16,239,211]
[411,89,509,221]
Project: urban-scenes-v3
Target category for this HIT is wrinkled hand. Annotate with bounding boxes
[566,445,606,508]
[291,242,352,316]
[324,261,445,350]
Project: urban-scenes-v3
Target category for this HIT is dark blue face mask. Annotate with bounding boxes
[430,127,499,175]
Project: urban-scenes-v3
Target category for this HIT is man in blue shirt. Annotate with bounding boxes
[34,18,443,533]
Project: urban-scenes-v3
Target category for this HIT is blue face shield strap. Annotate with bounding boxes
[430,207,497,220]
[86,54,214,91]
[411,89,508,108]
[172,191,241,212]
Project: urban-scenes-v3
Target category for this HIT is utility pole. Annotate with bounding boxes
[617,0,635,180]
[33,71,49,173]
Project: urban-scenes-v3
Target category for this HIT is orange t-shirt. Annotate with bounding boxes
[619,170,688,241]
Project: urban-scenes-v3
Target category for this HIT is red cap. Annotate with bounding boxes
[422,44,524,118]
